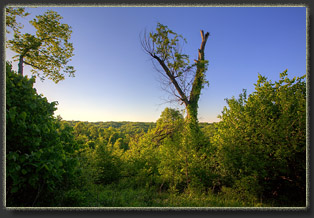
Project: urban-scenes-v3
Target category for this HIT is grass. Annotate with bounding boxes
[60,181,267,207]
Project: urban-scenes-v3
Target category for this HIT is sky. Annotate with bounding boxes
[5,6,307,123]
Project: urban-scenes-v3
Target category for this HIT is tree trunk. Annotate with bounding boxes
[187,30,210,122]
[18,55,24,76]
[186,103,198,122]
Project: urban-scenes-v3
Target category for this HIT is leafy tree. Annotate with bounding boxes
[155,108,216,193]
[212,71,306,206]
[6,62,78,206]
[6,8,75,83]
[141,24,211,175]
[92,142,122,185]
[122,129,160,188]
[88,126,99,140]
[121,109,188,190]
[54,120,81,194]
[112,138,125,156]
[141,23,210,123]
[122,107,212,193]
[73,121,87,136]
[156,108,185,192]
[155,108,184,142]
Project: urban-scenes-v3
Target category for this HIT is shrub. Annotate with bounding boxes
[6,62,78,206]
[212,71,306,206]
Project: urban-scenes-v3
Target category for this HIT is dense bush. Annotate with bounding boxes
[212,71,306,206]
[6,62,78,206]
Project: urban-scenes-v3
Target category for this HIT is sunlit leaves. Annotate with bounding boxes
[149,23,187,64]
[144,23,198,101]
[151,23,191,76]
[5,7,30,34]
[212,71,306,204]
[143,23,210,126]
[6,8,75,83]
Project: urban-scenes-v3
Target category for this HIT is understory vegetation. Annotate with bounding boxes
[6,62,306,207]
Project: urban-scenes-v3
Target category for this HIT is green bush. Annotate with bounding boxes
[61,189,87,207]
[91,143,122,185]
[6,62,78,206]
[212,71,306,206]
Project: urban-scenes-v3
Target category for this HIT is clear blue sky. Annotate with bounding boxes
[6,6,306,122]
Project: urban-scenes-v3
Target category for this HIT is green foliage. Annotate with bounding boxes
[145,23,209,120]
[156,108,185,192]
[6,9,75,83]
[61,189,87,207]
[123,129,160,188]
[5,7,30,34]
[122,108,186,190]
[6,54,304,207]
[145,23,210,124]
[73,121,87,136]
[149,23,190,71]
[123,107,216,196]
[6,62,78,206]
[212,71,306,206]
[92,143,122,185]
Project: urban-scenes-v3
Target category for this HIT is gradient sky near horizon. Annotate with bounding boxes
[6,6,306,123]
